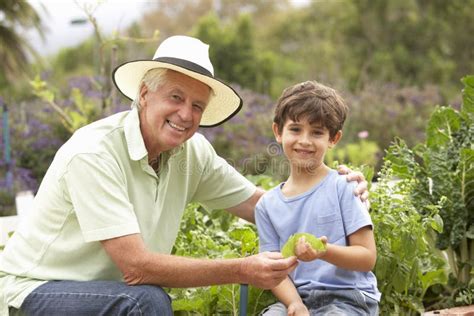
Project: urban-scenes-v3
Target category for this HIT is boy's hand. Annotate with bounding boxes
[337,165,369,203]
[294,236,327,262]
[287,302,310,316]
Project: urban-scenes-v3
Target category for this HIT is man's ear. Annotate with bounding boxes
[139,83,148,107]
[272,122,282,143]
[329,130,343,148]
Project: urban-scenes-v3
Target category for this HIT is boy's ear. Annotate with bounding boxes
[329,130,343,148]
[272,122,282,143]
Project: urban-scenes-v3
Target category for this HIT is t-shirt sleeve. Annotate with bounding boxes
[191,137,256,210]
[255,197,280,253]
[337,177,373,236]
[63,153,140,242]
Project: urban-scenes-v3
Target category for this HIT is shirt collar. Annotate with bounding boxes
[124,107,185,162]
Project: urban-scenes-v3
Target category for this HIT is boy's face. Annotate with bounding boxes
[272,117,341,172]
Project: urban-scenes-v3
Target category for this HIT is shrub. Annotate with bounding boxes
[384,75,474,309]
[371,162,446,314]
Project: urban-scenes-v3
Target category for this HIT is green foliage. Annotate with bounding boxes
[198,86,278,178]
[371,162,447,314]
[0,0,44,84]
[169,204,275,315]
[325,139,380,169]
[0,189,16,217]
[343,83,443,161]
[193,13,277,94]
[385,75,474,307]
[51,40,95,77]
[30,75,100,134]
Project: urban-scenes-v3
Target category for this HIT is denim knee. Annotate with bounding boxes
[127,284,173,316]
[20,280,173,316]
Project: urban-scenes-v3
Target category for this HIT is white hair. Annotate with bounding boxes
[131,68,169,111]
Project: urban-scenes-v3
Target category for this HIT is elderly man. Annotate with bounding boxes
[0,36,368,315]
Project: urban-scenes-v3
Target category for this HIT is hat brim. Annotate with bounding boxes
[112,60,242,127]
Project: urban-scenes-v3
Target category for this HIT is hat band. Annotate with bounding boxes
[153,57,213,78]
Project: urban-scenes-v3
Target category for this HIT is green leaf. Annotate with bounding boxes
[430,214,444,233]
[281,235,297,258]
[420,269,447,292]
[281,233,326,257]
[385,138,419,178]
[460,148,474,213]
[461,75,474,114]
[426,107,461,148]
[172,297,205,311]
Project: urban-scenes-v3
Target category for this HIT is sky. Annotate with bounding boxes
[27,0,148,56]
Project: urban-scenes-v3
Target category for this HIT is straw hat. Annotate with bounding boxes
[112,35,243,127]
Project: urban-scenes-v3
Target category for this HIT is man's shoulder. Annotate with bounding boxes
[67,112,128,151]
[75,111,128,139]
[52,111,130,169]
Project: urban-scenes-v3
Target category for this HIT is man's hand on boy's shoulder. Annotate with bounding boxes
[337,165,369,202]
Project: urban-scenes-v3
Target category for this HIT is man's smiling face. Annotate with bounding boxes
[138,70,211,157]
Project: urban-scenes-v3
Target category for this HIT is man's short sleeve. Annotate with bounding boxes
[63,153,140,242]
[190,136,256,210]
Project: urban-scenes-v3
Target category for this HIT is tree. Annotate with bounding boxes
[0,0,44,85]
[193,13,277,94]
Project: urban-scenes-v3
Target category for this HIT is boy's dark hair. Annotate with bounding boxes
[273,81,348,140]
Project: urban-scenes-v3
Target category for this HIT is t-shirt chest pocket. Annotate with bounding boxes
[315,212,345,243]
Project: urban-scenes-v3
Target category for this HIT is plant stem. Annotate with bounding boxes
[460,238,469,284]
[446,247,458,279]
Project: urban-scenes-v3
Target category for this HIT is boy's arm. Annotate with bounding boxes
[321,226,376,271]
[295,226,376,272]
[271,276,309,316]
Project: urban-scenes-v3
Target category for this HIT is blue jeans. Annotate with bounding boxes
[261,289,379,316]
[16,280,173,316]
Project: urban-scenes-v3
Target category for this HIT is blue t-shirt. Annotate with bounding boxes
[255,170,381,301]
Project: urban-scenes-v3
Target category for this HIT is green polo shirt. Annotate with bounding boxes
[0,108,255,313]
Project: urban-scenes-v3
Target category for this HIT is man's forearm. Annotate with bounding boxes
[102,233,297,289]
[128,252,244,287]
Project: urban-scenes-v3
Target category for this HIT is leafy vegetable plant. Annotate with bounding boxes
[371,162,446,315]
[384,75,474,308]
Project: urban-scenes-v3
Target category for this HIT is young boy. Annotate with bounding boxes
[256,81,380,316]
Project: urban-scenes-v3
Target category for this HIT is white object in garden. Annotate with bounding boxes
[0,216,18,246]
[15,190,34,217]
[1,191,34,247]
